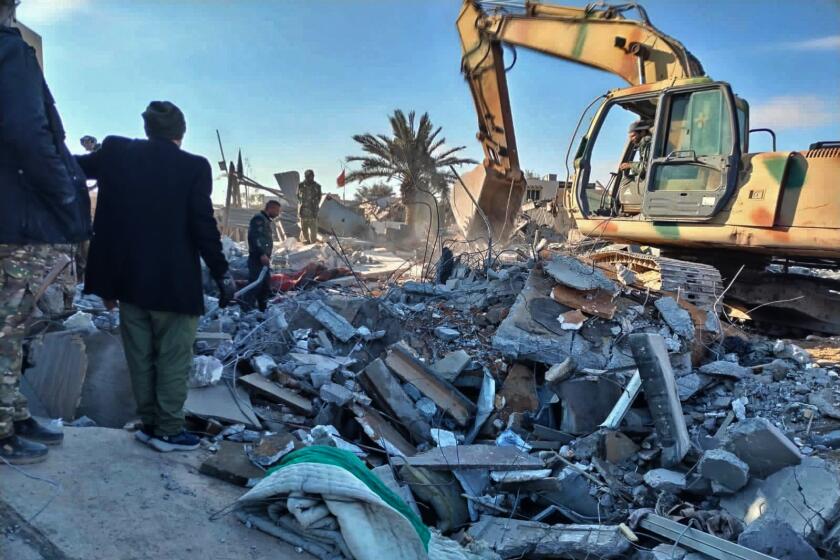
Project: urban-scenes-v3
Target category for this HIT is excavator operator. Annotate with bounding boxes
[617,120,653,214]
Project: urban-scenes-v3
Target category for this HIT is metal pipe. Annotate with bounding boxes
[234,266,269,300]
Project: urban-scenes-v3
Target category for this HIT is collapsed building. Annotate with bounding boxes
[18,213,840,560]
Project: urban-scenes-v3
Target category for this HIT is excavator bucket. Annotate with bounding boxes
[450,165,526,245]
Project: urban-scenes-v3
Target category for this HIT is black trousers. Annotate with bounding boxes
[247,257,272,311]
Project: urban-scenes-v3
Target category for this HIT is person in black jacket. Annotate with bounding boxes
[0,0,91,465]
[247,200,280,311]
[77,101,234,453]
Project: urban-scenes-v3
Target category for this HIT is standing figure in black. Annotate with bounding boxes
[247,200,280,311]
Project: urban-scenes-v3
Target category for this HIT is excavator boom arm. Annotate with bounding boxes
[453,0,704,240]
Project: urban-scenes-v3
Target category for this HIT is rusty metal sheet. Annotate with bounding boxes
[551,285,617,319]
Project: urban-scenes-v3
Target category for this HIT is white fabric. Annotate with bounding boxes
[238,462,427,560]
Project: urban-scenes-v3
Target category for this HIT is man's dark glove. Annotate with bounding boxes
[216,272,236,308]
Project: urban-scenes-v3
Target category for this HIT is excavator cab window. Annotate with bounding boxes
[643,84,741,221]
[576,96,659,218]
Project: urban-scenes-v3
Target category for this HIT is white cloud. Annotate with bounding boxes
[783,35,840,51]
[750,95,840,131]
[15,0,89,26]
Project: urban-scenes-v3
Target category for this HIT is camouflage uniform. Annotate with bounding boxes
[297,180,322,243]
[0,244,74,439]
[628,135,652,178]
[247,211,274,311]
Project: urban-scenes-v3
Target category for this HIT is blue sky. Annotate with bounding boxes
[20,0,840,201]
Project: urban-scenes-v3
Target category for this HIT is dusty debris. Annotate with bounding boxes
[48,230,840,560]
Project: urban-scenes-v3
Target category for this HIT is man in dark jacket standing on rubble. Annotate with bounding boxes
[247,200,280,311]
[0,0,91,465]
[77,101,234,453]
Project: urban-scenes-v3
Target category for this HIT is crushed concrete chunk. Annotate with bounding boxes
[721,417,802,478]
[737,516,821,560]
[721,457,840,542]
[434,326,460,341]
[654,297,694,340]
[629,333,691,467]
[431,350,471,382]
[544,255,618,294]
[699,360,750,379]
[251,354,277,377]
[319,382,353,406]
[189,355,223,388]
[468,517,631,559]
[697,449,749,493]
[306,300,356,342]
[644,468,687,493]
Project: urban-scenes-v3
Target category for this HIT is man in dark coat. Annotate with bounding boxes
[247,200,281,311]
[77,101,233,453]
[0,1,91,465]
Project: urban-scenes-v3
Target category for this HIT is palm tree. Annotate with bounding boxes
[345,110,476,235]
[353,182,395,203]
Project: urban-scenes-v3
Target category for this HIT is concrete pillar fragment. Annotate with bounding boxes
[629,333,690,467]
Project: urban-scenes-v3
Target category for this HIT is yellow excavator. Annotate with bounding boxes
[452,0,840,333]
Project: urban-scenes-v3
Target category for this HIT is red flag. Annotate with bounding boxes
[336,169,346,187]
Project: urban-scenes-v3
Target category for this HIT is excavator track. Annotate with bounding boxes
[590,250,723,309]
[591,250,840,335]
[724,271,840,336]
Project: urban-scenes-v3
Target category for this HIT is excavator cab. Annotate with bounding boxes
[577,81,744,222]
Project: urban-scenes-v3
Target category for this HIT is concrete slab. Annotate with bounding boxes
[0,427,313,560]
[721,417,801,478]
[721,457,840,542]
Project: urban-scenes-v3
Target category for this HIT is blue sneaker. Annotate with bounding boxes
[150,430,201,452]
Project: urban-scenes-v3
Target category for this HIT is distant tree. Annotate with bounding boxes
[524,169,541,179]
[353,182,395,203]
[345,110,476,232]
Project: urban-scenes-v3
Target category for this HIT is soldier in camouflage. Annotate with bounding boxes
[247,200,281,311]
[1,0,91,465]
[297,169,322,244]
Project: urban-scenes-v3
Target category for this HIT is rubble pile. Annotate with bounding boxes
[36,241,840,560]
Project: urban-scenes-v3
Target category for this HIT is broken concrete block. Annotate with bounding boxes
[251,354,277,376]
[239,373,313,415]
[403,444,544,471]
[189,355,223,388]
[359,358,431,443]
[199,441,264,487]
[674,373,712,401]
[699,360,750,379]
[644,469,687,493]
[721,457,840,542]
[554,377,622,435]
[721,417,801,478]
[510,467,601,518]
[697,449,749,493]
[385,342,475,427]
[305,300,356,342]
[629,333,691,467]
[431,349,471,382]
[654,297,694,339]
[544,255,618,294]
[468,517,631,559]
[737,516,820,560]
[415,397,437,420]
[319,382,353,406]
[433,326,460,341]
